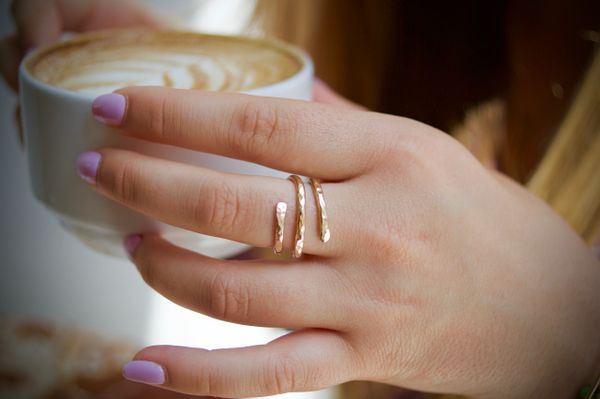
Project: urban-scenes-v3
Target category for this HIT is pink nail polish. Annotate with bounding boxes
[124,234,142,259]
[76,151,101,184]
[92,93,126,125]
[122,360,165,385]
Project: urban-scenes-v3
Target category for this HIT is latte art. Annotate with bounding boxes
[27,31,302,95]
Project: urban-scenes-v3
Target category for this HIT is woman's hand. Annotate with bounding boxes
[77,86,600,398]
[0,0,159,90]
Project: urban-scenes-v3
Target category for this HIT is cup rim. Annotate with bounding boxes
[19,29,313,100]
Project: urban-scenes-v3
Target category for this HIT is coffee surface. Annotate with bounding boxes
[27,31,302,95]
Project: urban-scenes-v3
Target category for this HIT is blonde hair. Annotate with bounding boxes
[527,51,600,244]
[453,50,600,244]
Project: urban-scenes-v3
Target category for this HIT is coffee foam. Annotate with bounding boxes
[26,31,303,96]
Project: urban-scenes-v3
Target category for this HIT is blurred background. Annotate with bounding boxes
[1,0,599,398]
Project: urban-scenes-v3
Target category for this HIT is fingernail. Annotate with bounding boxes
[76,151,101,184]
[92,93,126,125]
[124,234,142,259]
[122,360,165,385]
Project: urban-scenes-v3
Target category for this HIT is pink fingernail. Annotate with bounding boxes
[123,234,142,258]
[76,151,101,184]
[92,93,126,125]
[124,234,142,259]
[122,360,165,385]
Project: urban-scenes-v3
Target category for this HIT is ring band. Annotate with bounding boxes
[273,201,287,254]
[288,175,306,258]
[309,178,331,243]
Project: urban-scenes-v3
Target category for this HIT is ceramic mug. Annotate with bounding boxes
[19,31,313,258]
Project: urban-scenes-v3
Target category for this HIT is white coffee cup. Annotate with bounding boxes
[19,31,313,258]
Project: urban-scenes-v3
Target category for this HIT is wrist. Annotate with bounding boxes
[471,348,600,399]
[537,311,600,399]
[578,351,600,399]
[475,263,600,399]
[542,255,600,399]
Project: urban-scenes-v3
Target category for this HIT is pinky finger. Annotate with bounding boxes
[124,329,357,398]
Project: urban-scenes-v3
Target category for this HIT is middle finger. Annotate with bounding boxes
[77,148,349,257]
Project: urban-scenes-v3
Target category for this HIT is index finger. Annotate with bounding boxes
[93,87,391,180]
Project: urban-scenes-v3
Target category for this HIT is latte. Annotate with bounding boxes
[26,30,303,96]
[20,29,312,258]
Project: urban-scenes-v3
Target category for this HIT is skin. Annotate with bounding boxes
[90,88,600,399]
[4,1,600,397]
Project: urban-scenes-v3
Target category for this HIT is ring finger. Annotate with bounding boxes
[77,148,349,257]
[128,235,347,329]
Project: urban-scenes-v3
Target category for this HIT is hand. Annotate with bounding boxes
[76,86,600,398]
[0,0,160,91]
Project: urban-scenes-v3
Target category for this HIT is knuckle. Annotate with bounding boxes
[193,363,220,396]
[379,135,448,189]
[201,181,246,235]
[349,205,405,262]
[231,101,286,161]
[392,128,456,169]
[418,133,456,164]
[208,272,252,321]
[103,160,140,205]
[264,354,302,394]
[148,95,169,141]
[369,221,405,258]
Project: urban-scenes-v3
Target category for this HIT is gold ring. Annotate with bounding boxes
[309,178,330,243]
[288,175,305,258]
[273,201,287,254]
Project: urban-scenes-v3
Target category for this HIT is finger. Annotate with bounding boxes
[128,235,345,329]
[96,86,391,180]
[0,35,21,91]
[12,0,161,51]
[12,0,62,51]
[82,148,349,256]
[126,329,357,397]
[64,0,163,31]
[312,78,366,111]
